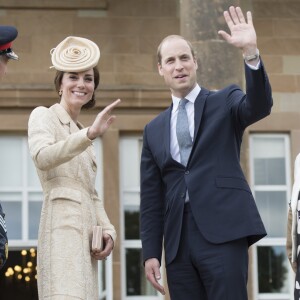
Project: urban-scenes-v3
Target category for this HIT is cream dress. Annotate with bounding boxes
[28,103,116,300]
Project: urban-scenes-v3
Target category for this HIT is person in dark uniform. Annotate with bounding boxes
[0,25,18,269]
[0,25,18,79]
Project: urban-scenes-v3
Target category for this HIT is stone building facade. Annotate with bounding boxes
[0,0,299,299]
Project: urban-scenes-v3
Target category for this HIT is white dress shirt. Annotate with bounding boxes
[170,84,201,163]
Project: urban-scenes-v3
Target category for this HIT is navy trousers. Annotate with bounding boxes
[166,203,249,300]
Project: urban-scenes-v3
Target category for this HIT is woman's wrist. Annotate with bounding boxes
[87,127,96,140]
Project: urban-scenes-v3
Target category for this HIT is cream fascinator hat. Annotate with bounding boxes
[50,36,100,72]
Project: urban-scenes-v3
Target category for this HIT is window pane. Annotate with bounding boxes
[0,137,23,187]
[2,201,22,239]
[123,191,140,206]
[28,201,43,240]
[27,154,41,187]
[252,137,286,185]
[255,191,287,238]
[120,139,140,190]
[124,206,140,240]
[252,137,285,158]
[28,192,43,240]
[254,158,286,185]
[257,246,289,293]
[0,192,21,201]
[126,248,156,296]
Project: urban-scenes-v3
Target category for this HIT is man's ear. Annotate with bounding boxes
[194,57,198,71]
[158,63,163,76]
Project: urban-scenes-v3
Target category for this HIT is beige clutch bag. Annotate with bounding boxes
[92,225,103,251]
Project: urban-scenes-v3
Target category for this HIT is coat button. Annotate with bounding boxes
[92,164,97,172]
[185,170,189,175]
[181,192,185,198]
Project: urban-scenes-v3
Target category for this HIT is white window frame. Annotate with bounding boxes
[0,136,40,248]
[120,136,164,300]
[249,133,293,300]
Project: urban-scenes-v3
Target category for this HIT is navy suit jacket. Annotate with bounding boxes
[140,62,273,266]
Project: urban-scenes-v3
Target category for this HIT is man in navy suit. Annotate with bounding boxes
[140,6,272,300]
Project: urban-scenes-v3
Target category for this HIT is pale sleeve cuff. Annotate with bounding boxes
[245,59,261,70]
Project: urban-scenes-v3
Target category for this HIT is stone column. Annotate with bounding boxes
[180,0,252,89]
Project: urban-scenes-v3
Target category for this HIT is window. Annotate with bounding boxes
[120,136,163,299]
[250,134,293,299]
[0,135,111,299]
[0,136,41,246]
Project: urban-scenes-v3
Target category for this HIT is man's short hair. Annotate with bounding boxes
[157,35,196,65]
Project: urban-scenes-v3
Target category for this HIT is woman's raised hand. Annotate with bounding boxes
[87,99,121,140]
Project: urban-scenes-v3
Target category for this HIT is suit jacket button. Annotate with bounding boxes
[181,193,185,198]
[185,170,189,175]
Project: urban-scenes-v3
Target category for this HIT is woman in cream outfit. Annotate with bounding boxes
[28,36,119,300]
[287,153,300,299]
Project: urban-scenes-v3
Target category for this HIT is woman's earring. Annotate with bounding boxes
[59,90,62,96]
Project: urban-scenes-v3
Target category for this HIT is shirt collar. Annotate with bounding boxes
[172,84,201,111]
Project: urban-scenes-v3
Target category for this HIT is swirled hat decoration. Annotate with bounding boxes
[50,36,100,72]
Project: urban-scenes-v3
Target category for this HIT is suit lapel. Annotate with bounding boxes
[163,89,209,165]
[194,88,209,140]
[163,104,184,167]
[163,105,173,156]
[183,88,209,166]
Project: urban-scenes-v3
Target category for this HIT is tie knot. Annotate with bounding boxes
[179,98,189,108]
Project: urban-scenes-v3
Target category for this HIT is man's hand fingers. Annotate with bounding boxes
[246,11,253,26]
[218,30,231,43]
[146,271,165,295]
[145,259,166,295]
[236,7,246,23]
[223,10,234,30]
[229,6,239,25]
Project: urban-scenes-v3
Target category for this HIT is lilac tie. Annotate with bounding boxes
[176,99,192,166]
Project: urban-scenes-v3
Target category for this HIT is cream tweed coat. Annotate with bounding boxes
[28,103,117,300]
[287,153,300,273]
